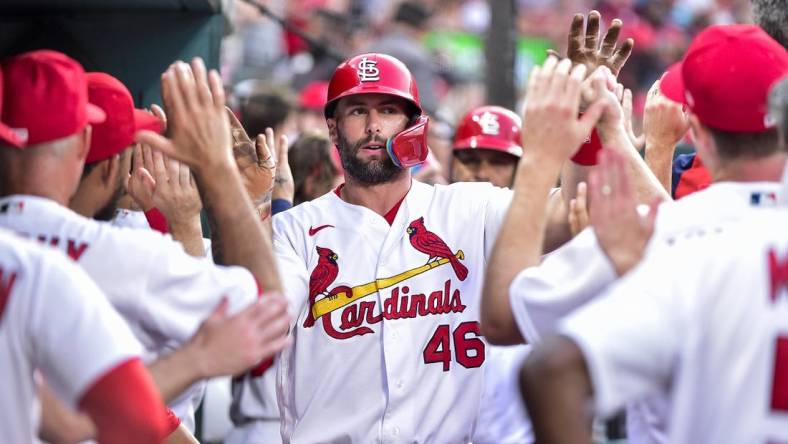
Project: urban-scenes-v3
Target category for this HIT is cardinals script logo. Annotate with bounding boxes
[304,218,470,341]
[357,57,380,82]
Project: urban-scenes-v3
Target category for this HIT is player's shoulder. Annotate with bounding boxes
[272,191,338,232]
[0,227,91,289]
[426,180,512,207]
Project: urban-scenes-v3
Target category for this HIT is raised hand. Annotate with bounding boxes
[521,56,605,166]
[127,143,157,212]
[589,149,660,275]
[186,294,291,378]
[271,129,295,204]
[643,79,689,151]
[227,108,281,212]
[549,10,633,78]
[135,58,233,174]
[568,181,589,237]
[622,87,646,150]
[147,148,202,225]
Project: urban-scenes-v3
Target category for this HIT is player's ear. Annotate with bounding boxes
[101,155,120,187]
[326,117,339,146]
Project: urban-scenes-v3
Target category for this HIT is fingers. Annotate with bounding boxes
[609,38,634,74]
[565,63,587,111]
[190,58,213,108]
[584,10,601,54]
[208,69,226,110]
[255,133,274,168]
[151,148,169,184]
[265,128,277,163]
[599,18,622,59]
[160,70,184,128]
[173,61,197,112]
[135,131,178,160]
[614,83,624,103]
[132,143,144,173]
[178,161,192,187]
[151,104,168,132]
[546,49,561,59]
[276,134,289,170]
[567,13,584,60]
[548,58,573,97]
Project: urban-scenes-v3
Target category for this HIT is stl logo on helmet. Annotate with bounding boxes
[476,112,500,136]
[357,57,381,82]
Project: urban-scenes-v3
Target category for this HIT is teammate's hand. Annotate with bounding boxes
[227,108,281,212]
[622,87,645,150]
[581,67,630,144]
[187,294,292,378]
[643,79,689,151]
[147,147,203,225]
[520,56,604,165]
[568,181,589,237]
[271,129,295,203]
[135,58,233,175]
[127,143,156,212]
[589,149,660,275]
[548,10,633,78]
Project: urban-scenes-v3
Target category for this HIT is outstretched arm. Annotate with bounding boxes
[481,57,606,344]
[137,59,282,292]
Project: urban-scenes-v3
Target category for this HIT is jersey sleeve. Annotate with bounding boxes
[508,227,617,343]
[482,185,514,261]
[29,250,143,407]
[138,237,259,345]
[272,216,310,317]
[557,245,687,418]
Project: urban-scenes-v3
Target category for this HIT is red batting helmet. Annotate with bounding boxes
[454,106,523,158]
[324,53,422,119]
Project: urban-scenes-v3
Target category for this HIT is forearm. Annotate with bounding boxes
[521,336,594,443]
[644,141,676,195]
[196,162,282,292]
[168,216,206,257]
[481,156,561,344]
[601,128,670,203]
[39,383,96,443]
[164,424,200,444]
[147,346,205,404]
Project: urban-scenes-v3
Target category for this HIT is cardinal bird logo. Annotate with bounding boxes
[407,217,468,281]
[304,246,340,328]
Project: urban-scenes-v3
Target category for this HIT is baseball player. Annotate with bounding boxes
[0,227,171,444]
[0,50,290,433]
[448,105,533,443]
[483,24,788,444]
[227,44,645,440]
[451,106,523,188]
[521,202,788,442]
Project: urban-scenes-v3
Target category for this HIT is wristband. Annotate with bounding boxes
[570,127,603,166]
[271,199,293,215]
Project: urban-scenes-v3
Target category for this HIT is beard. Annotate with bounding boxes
[94,182,125,222]
[337,129,403,185]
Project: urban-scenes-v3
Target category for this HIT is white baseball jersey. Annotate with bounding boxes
[560,209,788,443]
[233,180,511,442]
[0,228,142,443]
[110,208,151,230]
[509,181,782,444]
[0,195,259,429]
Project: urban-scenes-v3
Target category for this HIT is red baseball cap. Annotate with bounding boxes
[0,68,24,148]
[1,50,106,146]
[299,81,329,111]
[86,72,162,164]
[660,24,788,132]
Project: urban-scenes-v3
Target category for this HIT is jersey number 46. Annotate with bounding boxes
[423,321,485,372]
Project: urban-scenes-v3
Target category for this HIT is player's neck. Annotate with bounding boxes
[712,152,787,184]
[341,173,412,217]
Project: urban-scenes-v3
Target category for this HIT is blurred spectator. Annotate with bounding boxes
[364,1,440,114]
[238,85,298,142]
[296,81,330,136]
[289,133,341,204]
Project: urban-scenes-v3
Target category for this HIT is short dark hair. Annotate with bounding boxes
[707,126,781,160]
[240,88,296,138]
[752,0,788,48]
[289,133,338,204]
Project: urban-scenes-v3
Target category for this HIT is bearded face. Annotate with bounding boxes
[335,127,403,185]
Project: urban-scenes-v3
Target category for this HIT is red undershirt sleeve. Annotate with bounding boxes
[78,358,169,444]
